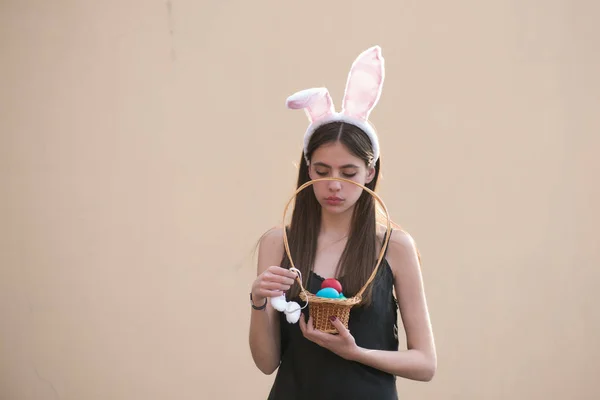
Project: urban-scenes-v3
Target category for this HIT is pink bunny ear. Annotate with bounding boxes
[286,88,334,123]
[341,45,385,120]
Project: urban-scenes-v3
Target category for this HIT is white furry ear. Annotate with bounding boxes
[270,294,288,312]
[286,88,334,124]
[285,302,302,324]
[341,45,385,120]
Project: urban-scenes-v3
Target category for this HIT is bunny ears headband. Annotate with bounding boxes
[286,45,385,166]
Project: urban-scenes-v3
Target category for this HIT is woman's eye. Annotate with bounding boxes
[343,173,357,178]
[315,170,328,176]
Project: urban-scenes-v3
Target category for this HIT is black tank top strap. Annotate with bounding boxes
[381,227,393,260]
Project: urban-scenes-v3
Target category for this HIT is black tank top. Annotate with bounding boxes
[267,238,400,400]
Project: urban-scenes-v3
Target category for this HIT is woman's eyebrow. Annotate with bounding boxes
[313,162,359,169]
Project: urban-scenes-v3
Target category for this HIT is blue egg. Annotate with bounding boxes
[316,287,340,298]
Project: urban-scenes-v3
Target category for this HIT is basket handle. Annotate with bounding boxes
[281,177,392,301]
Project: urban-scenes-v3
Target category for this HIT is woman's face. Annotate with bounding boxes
[308,141,375,214]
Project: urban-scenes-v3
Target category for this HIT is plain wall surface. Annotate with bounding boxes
[1,1,599,399]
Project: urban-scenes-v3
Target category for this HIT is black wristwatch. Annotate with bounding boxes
[250,293,267,310]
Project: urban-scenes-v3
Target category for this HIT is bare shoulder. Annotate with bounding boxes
[389,229,417,250]
[256,226,285,274]
[259,226,284,246]
[376,224,416,249]
[377,225,420,277]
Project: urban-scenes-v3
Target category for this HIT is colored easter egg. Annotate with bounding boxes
[316,287,340,298]
[338,294,346,300]
[321,278,343,293]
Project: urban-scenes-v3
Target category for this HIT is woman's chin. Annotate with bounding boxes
[320,202,352,214]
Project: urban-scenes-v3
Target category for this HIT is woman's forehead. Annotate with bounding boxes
[311,142,363,166]
[312,161,360,169]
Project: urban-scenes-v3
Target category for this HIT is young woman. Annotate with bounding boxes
[248,46,436,399]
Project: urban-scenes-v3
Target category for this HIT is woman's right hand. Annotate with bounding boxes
[251,266,298,304]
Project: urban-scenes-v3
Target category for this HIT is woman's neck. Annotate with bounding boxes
[319,206,354,238]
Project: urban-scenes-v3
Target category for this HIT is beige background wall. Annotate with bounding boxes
[1,1,599,399]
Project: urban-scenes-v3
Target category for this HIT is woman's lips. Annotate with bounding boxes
[325,197,343,205]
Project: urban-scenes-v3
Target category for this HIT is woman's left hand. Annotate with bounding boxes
[299,313,361,361]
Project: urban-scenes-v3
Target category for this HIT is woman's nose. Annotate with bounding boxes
[328,179,342,192]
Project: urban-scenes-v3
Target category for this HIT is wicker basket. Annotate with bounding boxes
[281,177,392,334]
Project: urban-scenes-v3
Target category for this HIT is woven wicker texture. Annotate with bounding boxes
[282,177,391,334]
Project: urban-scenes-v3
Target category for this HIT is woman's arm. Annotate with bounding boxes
[355,229,437,381]
[248,228,287,375]
[352,347,435,382]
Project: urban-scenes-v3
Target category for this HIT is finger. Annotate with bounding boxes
[305,321,329,347]
[260,281,292,292]
[299,313,307,334]
[263,272,296,286]
[307,315,315,333]
[268,266,299,280]
[300,315,319,344]
[307,315,326,341]
[308,316,332,340]
[330,317,350,337]
[302,315,315,337]
[256,289,285,299]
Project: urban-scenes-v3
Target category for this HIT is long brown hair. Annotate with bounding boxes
[282,121,384,306]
